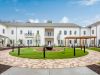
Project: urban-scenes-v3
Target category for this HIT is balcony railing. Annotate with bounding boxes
[45,36,54,38]
[24,33,34,37]
[45,32,54,38]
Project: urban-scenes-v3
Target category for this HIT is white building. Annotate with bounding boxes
[0,21,100,47]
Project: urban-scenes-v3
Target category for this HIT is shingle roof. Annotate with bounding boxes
[0,22,81,27]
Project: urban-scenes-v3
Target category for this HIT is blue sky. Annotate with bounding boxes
[0,0,100,26]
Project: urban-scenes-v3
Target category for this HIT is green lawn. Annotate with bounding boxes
[9,47,88,59]
[87,47,100,52]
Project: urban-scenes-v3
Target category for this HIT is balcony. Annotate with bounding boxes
[24,33,34,38]
[45,32,54,38]
[45,36,54,38]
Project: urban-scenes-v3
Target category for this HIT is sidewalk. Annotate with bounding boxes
[0,67,98,75]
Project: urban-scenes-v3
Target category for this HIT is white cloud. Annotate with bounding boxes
[28,19,39,23]
[79,0,100,6]
[87,15,100,24]
[60,16,69,23]
[79,15,100,26]
[43,20,47,23]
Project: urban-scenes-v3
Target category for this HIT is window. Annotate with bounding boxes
[74,40,77,43]
[74,31,77,35]
[10,40,12,44]
[20,40,23,44]
[30,31,32,36]
[98,40,100,44]
[61,40,63,45]
[59,30,62,35]
[2,29,5,34]
[27,40,29,45]
[69,40,72,44]
[64,30,67,35]
[20,30,23,34]
[83,31,86,35]
[37,30,39,34]
[48,32,51,36]
[11,30,14,35]
[30,40,32,44]
[92,30,94,34]
[58,40,60,45]
[69,30,72,35]
[28,30,30,35]
[28,30,32,35]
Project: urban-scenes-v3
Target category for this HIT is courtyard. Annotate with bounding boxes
[0,47,100,69]
[9,47,88,59]
[0,47,100,75]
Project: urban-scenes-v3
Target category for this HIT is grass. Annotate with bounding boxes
[9,47,88,59]
[87,47,100,52]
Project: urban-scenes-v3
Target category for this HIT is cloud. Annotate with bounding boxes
[28,19,39,23]
[43,20,47,23]
[60,16,69,23]
[87,15,100,24]
[79,0,100,6]
[79,15,100,26]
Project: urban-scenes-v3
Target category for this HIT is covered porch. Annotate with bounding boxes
[65,36,96,47]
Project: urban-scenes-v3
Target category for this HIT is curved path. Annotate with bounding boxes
[0,49,100,68]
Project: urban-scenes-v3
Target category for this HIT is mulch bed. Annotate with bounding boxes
[87,64,100,74]
[0,64,12,74]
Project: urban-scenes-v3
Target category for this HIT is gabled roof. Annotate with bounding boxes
[0,22,81,27]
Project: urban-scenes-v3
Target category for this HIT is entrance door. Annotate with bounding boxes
[48,41,51,46]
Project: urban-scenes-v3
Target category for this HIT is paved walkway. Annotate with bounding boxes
[0,67,99,75]
[0,49,100,68]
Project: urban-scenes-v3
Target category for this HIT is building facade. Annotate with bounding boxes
[0,22,100,47]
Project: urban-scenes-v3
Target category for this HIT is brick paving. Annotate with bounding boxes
[0,49,100,69]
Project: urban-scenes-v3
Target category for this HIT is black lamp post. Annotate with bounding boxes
[63,48,66,54]
[18,45,20,56]
[74,44,76,56]
[12,40,14,52]
[43,47,45,58]
[84,45,85,53]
